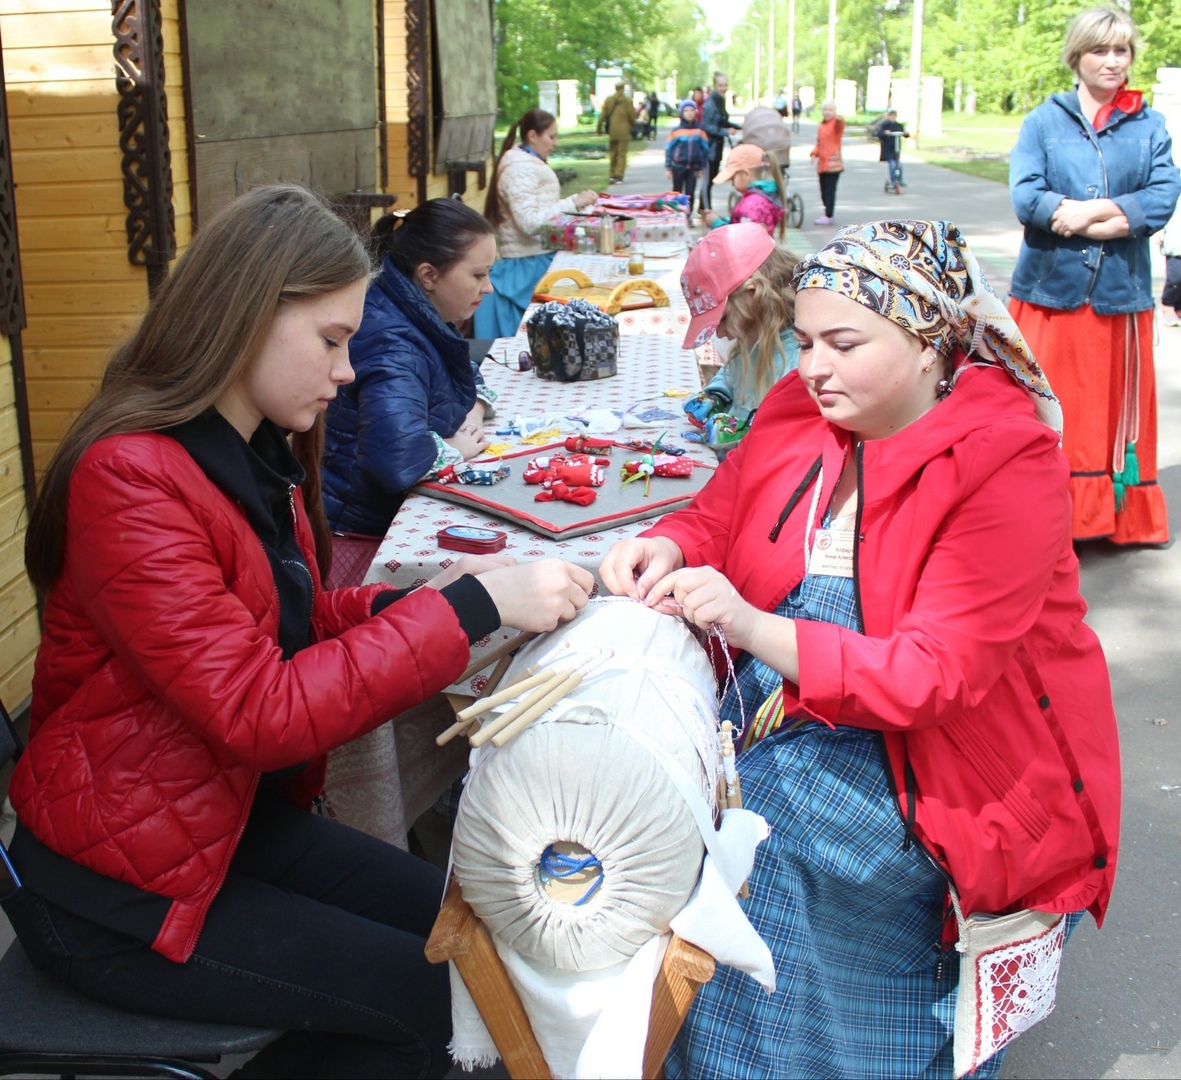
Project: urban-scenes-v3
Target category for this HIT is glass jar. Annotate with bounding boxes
[627,244,645,275]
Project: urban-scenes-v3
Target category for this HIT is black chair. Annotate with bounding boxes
[0,697,282,1079]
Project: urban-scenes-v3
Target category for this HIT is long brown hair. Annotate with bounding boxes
[722,245,801,405]
[26,184,372,592]
[748,151,789,241]
[483,108,556,228]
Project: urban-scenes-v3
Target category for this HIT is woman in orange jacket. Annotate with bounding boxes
[809,99,846,225]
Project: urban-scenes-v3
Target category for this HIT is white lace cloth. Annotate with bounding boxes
[952,896,1066,1078]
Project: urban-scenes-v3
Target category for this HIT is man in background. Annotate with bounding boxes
[646,89,662,139]
[597,81,637,184]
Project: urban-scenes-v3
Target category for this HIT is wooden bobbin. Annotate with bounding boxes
[469,668,572,748]
[490,669,585,748]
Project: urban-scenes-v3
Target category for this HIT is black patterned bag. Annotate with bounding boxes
[526,298,619,382]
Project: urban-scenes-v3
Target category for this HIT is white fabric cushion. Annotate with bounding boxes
[452,599,720,971]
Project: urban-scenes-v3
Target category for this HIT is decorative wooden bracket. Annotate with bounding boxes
[445,159,488,198]
[113,0,176,294]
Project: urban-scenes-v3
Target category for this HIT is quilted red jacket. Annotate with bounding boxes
[11,432,473,962]
[646,362,1120,922]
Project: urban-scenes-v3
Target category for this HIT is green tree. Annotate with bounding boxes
[493,0,713,121]
[633,0,717,98]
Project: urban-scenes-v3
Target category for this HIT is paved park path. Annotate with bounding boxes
[621,117,1181,1080]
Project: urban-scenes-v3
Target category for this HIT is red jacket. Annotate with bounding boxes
[11,432,472,961]
[646,363,1119,922]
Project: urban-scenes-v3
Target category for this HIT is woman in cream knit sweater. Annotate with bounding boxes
[475,108,597,338]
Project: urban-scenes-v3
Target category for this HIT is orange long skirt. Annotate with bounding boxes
[1009,299,1168,544]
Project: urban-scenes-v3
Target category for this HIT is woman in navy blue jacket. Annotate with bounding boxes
[1009,8,1180,545]
[323,200,498,536]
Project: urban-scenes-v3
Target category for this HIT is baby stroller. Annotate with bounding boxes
[732,107,805,229]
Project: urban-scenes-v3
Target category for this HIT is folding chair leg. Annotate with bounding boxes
[642,935,716,1079]
[425,878,552,1080]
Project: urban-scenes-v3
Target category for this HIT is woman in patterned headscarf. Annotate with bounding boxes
[601,221,1119,1080]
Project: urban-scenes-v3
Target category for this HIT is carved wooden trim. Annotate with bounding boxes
[377,0,388,191]
[0,43,26,336]
[405,0,429,180]
[113,0,176,294]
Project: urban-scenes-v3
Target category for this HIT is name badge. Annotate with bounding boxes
[809,525,855,578]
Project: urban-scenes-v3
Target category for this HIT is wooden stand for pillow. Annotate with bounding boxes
[425,877,716,1080]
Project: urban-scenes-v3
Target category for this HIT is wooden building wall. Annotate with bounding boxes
[0,0,190,476]
[382,0,489,211]
[0,333,36,709]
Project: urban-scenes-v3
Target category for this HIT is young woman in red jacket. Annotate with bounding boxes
[601,220,1119,1079]
[10,185,593,1079]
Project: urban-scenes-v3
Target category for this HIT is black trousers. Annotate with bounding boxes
[1163,254,1181,310]
[703,144,724,210]
[10,795,451,1079]
[818,171,841,217]
[671,166,700,216]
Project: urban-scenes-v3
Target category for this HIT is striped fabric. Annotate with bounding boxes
[672,569,1007,1079]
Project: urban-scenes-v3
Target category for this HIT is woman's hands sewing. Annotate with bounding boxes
[428,556,592,631]
[601,538,800,682]
[599,536,685,599]
[445,402,488,460]
[426,553,517,591]
[645,565,761,648]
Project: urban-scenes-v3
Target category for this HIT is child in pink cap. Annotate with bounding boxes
[681,223,801,454]
[702,143,787,238]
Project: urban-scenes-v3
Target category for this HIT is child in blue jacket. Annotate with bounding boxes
[665,100,711,222]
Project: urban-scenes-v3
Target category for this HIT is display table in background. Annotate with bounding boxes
[521,252,723,367]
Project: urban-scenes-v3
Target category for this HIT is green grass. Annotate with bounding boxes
[910,112,1025,184]
[917,154,1012,184]
[553,123,664,197]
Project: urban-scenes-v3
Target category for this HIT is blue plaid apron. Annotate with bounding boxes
[667,565,1008,1080]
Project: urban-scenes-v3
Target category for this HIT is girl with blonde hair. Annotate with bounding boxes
[681,223,801,453]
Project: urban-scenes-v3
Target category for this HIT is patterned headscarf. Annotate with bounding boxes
[793,220,1062,433]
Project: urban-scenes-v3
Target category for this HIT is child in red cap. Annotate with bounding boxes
[681,223,801,454]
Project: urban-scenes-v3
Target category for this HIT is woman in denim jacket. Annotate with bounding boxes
[1009,7,1180,545]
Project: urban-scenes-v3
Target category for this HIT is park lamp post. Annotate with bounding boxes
[825,0,837,102]
[908,0,925,147]
[786,0,796,105]
[768,2,775,101]
[734,19,762,107]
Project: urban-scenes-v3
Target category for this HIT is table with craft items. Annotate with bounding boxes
[367,330,713,673]
[529,250,715,346]
[323,330,716,848]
